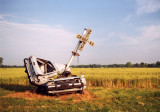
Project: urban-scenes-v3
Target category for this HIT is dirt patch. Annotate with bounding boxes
[3,90,95,103]
[58,91,95,103]
[3,91,50,100]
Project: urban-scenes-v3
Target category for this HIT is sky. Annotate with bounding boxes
[0,0,160,65]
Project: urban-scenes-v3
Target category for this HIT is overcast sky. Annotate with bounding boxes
[0,0,160,65]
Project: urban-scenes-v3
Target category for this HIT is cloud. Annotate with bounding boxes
[123,14,133,22]
[0,20,75,65]
[0,21,75,46]
[107,24,160,45]
[104,25,160,63]
[136,0,160,15]
[0,14,8,19]
[0,14,17,20]
[139,25,160,40]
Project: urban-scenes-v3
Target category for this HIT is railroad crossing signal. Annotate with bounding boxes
[76,29,95,51]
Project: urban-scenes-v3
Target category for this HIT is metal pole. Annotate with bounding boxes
[66,41,81,70]
[65,29,87,70]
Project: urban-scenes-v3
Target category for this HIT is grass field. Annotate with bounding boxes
[0,68,160,112]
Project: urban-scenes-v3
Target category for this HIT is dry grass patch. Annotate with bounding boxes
[3,90,95,103]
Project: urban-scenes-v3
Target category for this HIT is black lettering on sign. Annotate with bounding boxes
[86,29,92,37]
[85,38,88,42]
[77,34,84,41]
[87,40,95,46]
[79,43,85,51]
[82,37,85,41]
[91,43,94,46]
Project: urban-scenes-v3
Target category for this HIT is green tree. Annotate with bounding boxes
[126,62,132,67]
[0,57,3,67]
[140,62,145,67]
[156,61,160,67]
[135,63,140,67]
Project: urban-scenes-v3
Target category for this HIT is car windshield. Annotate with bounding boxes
[37,58,56,73]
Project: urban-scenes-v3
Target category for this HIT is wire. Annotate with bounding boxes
[76,55,82,75]
[77,55,79,65]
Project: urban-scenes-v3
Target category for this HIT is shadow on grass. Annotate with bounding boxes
[0,84,36,92]
[0,84,81,96]
[0,84,51,96]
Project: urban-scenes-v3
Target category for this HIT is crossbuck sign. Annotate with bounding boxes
[76,29,95,51]
[66,28,95,70]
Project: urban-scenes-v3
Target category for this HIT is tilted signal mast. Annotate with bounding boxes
[66,28,95,70]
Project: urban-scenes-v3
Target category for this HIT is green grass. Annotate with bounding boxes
[0,68,160,112]
[0,87,160,112]
[89,87,160,112]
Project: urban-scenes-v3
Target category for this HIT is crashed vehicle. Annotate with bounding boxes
[24,28,95,95]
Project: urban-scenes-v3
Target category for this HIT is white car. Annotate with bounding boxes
[24,55,86,94]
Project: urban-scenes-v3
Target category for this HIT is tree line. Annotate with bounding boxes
[0,57,23,68]
[71,61,160,68]
[0,57,160,68]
